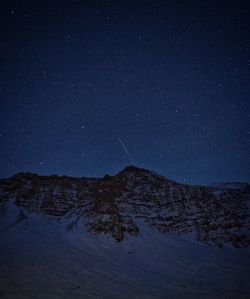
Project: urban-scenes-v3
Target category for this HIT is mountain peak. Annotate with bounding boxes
[118,165,152,175]
[1,166,249,247]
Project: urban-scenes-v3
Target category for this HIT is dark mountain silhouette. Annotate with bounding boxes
[1,166,249,247]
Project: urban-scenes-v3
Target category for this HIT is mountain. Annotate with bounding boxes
[1,166,249,246]
[0,166,250,298]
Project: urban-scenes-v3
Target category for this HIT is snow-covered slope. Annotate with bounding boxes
[1,166,249,247]
[0,166,250,298]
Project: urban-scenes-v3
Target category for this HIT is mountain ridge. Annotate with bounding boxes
[3,165,249,187]
[0,165,249,247]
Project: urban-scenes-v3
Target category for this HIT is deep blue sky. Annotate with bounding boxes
[0,0,250,184]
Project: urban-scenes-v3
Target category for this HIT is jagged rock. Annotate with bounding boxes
[0,166,249,246]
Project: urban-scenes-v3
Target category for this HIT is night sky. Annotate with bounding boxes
[1,1,250,185]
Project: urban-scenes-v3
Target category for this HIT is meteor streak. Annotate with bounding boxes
[118,137,136,165]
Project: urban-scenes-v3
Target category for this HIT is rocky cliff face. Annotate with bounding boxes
[0,166,249,247]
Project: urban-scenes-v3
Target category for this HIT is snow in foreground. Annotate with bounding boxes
[0,202,250,299]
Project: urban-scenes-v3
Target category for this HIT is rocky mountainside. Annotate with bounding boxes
[1,166,249,247]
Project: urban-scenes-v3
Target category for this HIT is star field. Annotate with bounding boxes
[0,1,250,184]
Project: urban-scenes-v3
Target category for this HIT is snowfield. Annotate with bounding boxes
[1,201,250,299]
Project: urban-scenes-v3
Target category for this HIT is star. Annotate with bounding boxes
[0,0,249,185]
